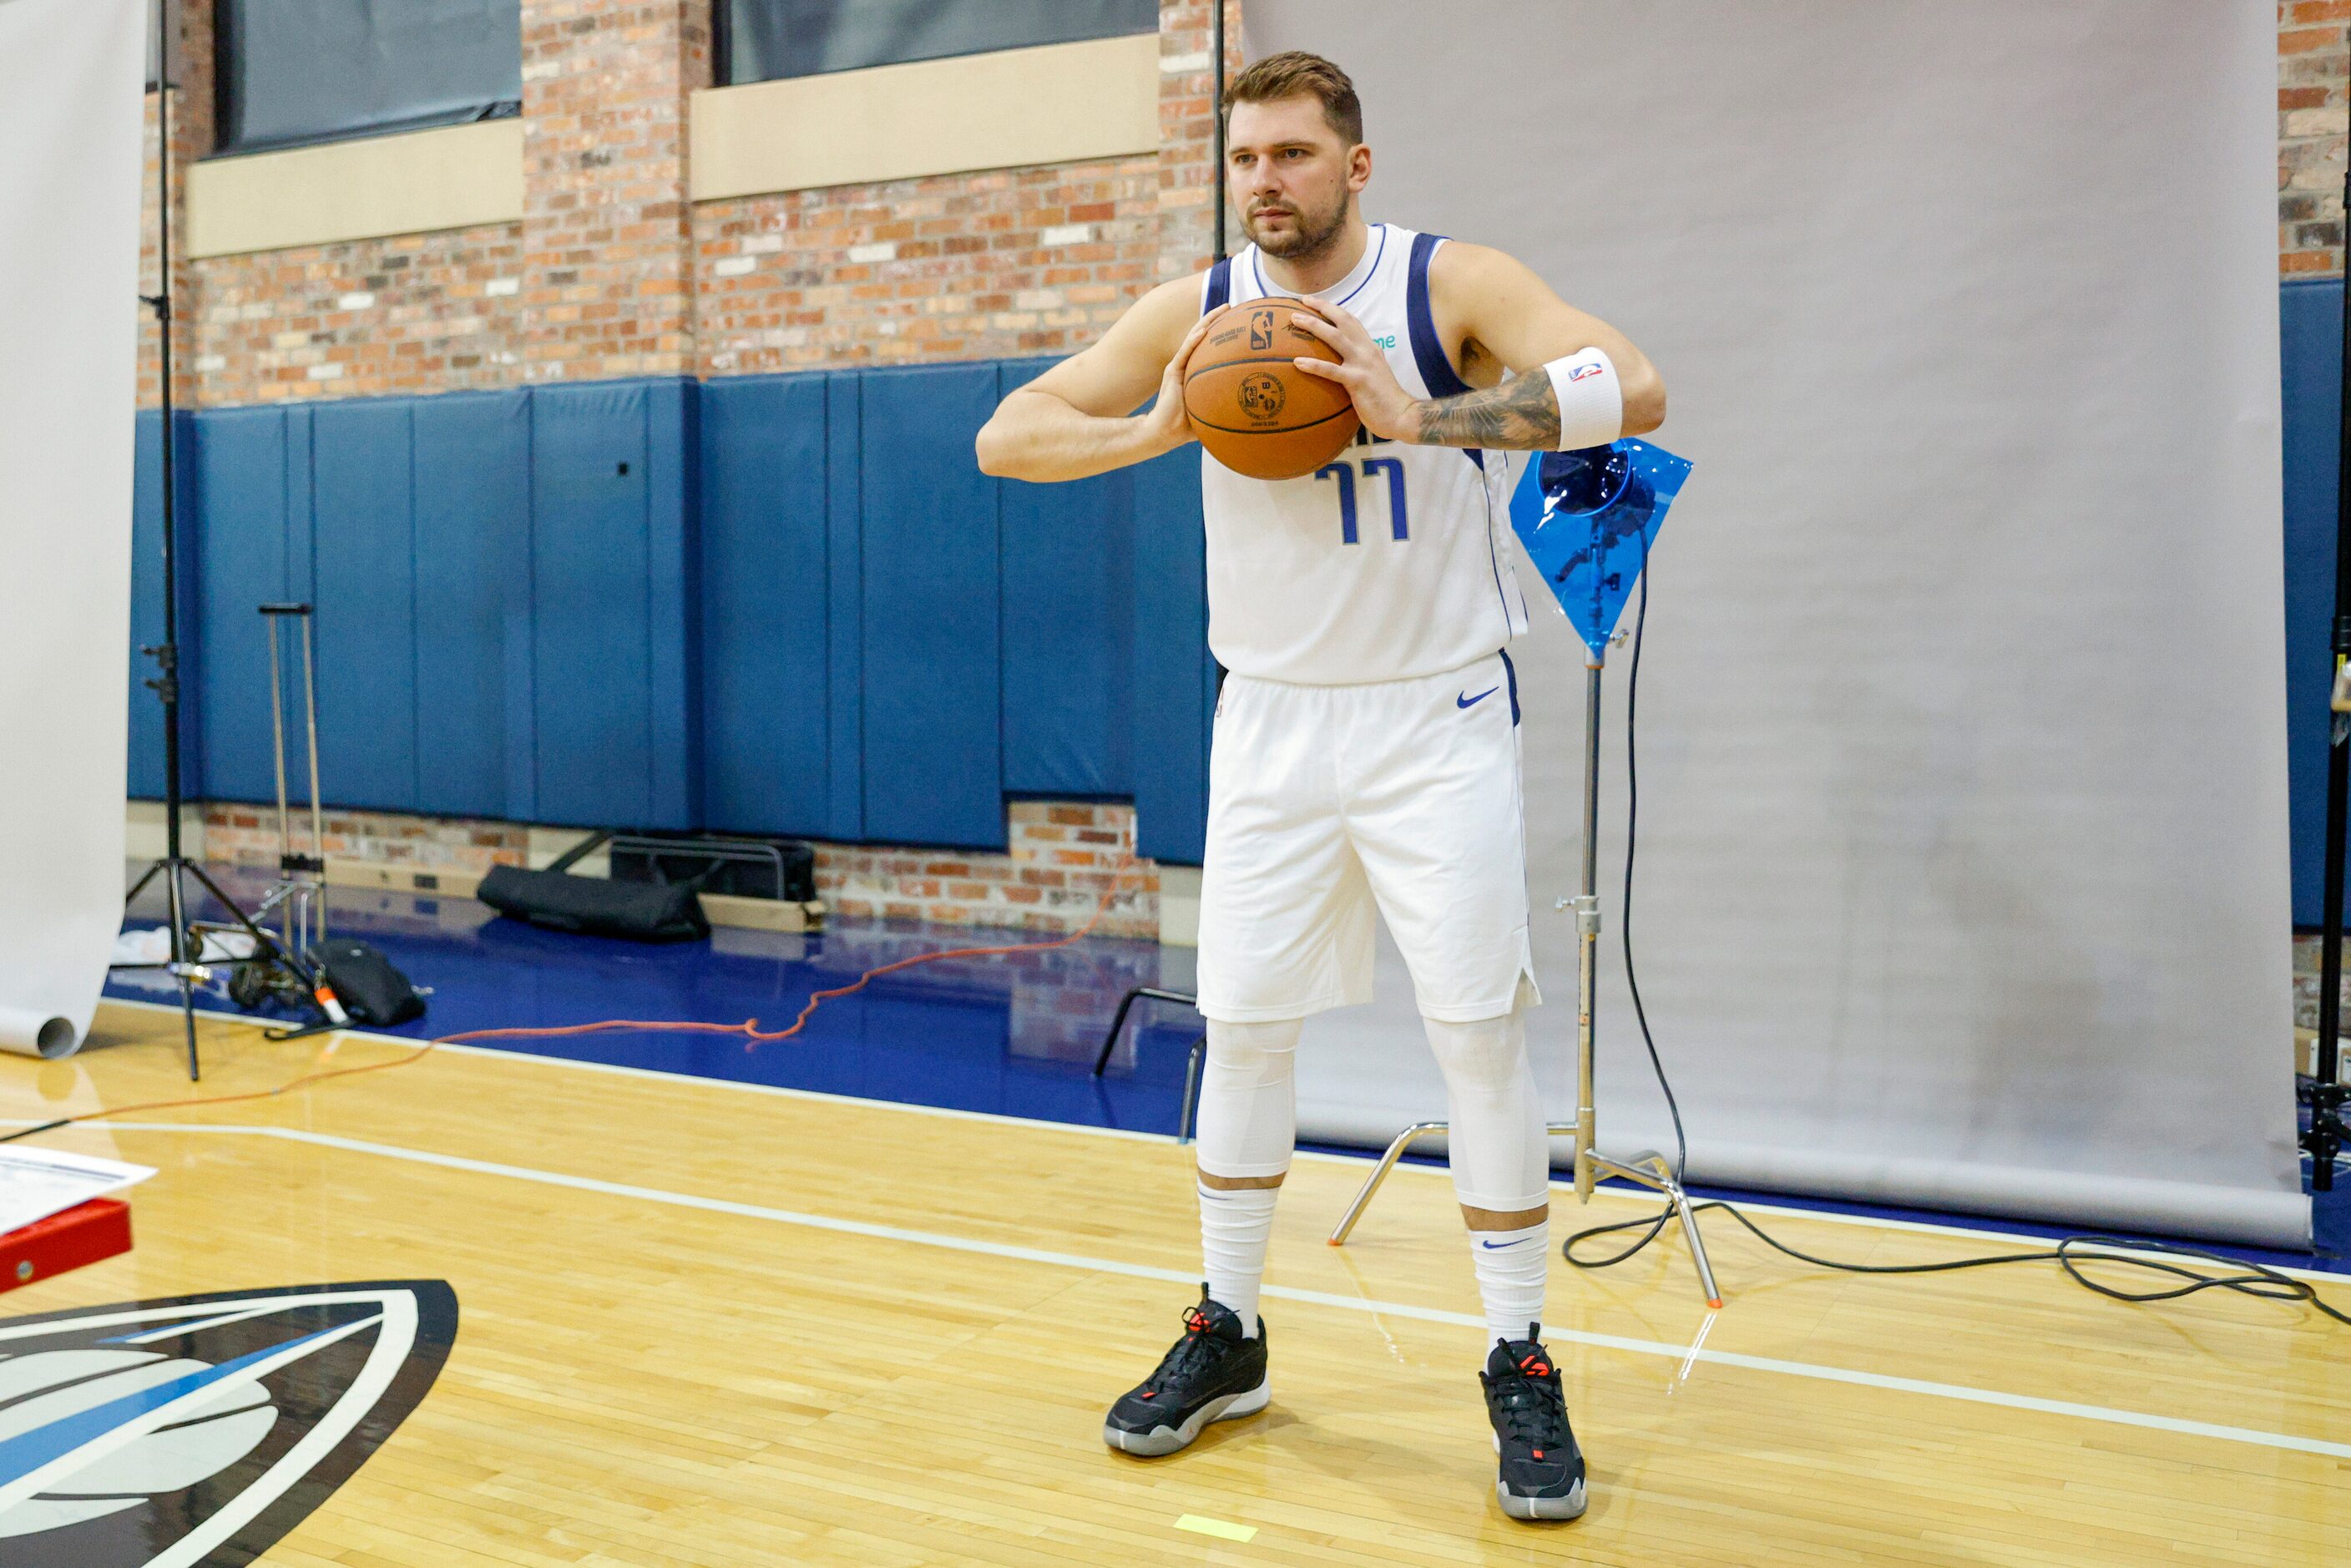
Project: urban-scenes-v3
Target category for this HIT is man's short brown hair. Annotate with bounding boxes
[1226,51,1363,145]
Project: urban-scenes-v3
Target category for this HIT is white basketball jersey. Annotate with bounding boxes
[1198,224,1530,685]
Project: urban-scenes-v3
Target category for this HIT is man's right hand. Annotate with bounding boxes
[1135,303,1229,459]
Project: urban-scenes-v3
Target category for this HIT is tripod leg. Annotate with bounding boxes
[124,858,161,908]
[165,861,200,1081]
[185,862,302,968]
[1327,1122,1448,1245]
[1654,1157,1723,1309]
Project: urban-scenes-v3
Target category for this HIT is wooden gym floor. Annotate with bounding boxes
[0,999,2343,1565]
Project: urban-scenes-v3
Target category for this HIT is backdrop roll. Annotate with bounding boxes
[1247,2,2309,1246]
[0,0,148,1058]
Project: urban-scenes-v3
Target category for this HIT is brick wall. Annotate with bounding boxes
[820,802,1157,938]
[2283,2,2350,276]
[198,800,1163,940]
[147,2,1228,401]
[691,2,1224,374]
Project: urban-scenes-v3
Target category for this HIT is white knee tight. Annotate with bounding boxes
[1422,1003,1550,1213]
[1191,1017,1301,1181]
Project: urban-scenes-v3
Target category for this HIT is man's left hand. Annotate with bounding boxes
[1289,302,1422,443]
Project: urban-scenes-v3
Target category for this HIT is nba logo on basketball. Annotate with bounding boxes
[1249,309,1277,351]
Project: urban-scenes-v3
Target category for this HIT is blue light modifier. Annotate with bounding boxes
[1508,439,1693,655]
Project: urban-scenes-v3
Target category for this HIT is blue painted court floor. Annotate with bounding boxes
[114,863,2351,1288]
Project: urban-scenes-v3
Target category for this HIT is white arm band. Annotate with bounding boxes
[1542,346,1623,451]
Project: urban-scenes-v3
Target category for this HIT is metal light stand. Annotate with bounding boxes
[2305,133,2351,1192]
[114,0,295,1080]
[1560,655,1721,1308]
[217,604,333,1034]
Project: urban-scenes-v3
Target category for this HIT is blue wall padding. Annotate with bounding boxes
[2282,280,2342,928]
[190,406,295,806]
[824,372,866,841]
[699,373,832,836]
[997,357,1136,798]
[413,391,531,822]
[119,301,2351,888]
[139,362,1226,860]
[311,398,420,812]
[858,363,1006,848]
[529,381,658,828]
[1130,447,1215,865]
[129,412,202,800]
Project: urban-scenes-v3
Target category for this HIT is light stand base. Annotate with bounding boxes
[1324,1120,1724,1309]
[119,855,301,1080]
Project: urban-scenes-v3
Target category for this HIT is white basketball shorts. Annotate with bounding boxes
[1195,650,1541,1024]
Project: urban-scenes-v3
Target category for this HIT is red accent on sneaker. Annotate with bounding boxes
[1140,1391,1155,1399]
[1533,1449,1544,1459]
[1519,1355,1552,1377]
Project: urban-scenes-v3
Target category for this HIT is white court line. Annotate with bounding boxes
[92,996,2350,1286]
[18,1113,2350,1465]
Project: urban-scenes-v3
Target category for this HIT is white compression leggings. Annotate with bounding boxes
[1192,1005,1550,1212]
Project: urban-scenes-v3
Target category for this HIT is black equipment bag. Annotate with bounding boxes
[478,863,710,943]
[312,938,427,1026]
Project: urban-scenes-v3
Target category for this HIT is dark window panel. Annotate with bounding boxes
[719,0,1158,88]
[214,0,522,156]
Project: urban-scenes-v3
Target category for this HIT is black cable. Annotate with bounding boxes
[1565,1200,2351,1327]
[1565,511,2350,1327]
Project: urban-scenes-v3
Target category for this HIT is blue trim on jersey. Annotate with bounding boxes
[1331,224,1388,311]
[1406,232,1484,473]
[1204,257,1233,313]
[1407,233,1470,397]
[1499,648,1520,727]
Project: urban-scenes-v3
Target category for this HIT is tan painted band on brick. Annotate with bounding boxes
[185,119,525,260]
[690,33,1160,201]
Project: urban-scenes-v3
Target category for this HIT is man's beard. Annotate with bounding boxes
[1245,190,1349,262]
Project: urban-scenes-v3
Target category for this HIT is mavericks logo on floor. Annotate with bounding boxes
[0,1280,457,1565]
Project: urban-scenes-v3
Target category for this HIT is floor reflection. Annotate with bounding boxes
[116,862,1203,1136]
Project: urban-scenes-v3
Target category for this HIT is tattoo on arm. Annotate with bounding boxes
[1413,368,1560,450]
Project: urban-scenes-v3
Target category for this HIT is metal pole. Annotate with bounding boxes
[1572,657,1602,1202]
[1211,1,1228,263]
[149,0,200,1081]
[267,615,291,867]
[299,611,327,945]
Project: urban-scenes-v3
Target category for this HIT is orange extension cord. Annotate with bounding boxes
[0,858,1149,1143]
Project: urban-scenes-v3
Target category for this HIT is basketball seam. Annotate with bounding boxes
[1183,405,1358,437]
[1183,354,1337,385]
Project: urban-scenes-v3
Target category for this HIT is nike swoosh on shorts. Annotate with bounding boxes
[1459,687,1499,710]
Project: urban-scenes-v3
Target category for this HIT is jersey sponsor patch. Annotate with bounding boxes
[0,1281,458,1565]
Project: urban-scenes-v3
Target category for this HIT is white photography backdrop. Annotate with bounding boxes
[0,0,148,1056]
[1250,2,2309,1246]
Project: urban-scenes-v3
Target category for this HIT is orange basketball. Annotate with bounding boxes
[1182,299,1360,480]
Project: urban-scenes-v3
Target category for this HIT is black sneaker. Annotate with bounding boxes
[1480,1327,1587,1520]
[1102,1287,1270,1456]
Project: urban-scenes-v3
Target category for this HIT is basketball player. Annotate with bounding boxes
[975,51,1665,1522]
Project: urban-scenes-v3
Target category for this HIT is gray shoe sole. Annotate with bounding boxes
[1103,1377,1270,1457]
[1497,1476,1588,1521]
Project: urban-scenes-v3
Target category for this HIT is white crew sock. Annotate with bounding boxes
[1472,1218,1550,1348]
[1199,1182,1279,1336]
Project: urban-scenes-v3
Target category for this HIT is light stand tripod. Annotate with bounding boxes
[1560,647,1720,1308]
[113,0,295,1080]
